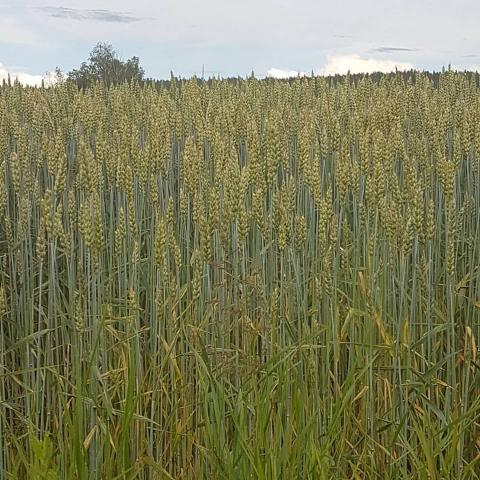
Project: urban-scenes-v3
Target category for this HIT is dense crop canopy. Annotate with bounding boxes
[0,72,479,478]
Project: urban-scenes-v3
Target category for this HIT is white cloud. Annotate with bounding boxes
[267,54,414,80]
[0,63,65,87]
[318,54,413,75]
[0,17,37,45]
[266,68,307,79]
[450,64,480,72]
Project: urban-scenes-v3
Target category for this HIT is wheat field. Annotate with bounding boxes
[0,72,479,479]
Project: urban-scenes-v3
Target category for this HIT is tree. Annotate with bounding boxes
[68,43,144,89]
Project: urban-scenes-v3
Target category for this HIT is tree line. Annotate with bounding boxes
[66,43,480,90]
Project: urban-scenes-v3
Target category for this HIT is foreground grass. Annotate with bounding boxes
[0,71,479,479]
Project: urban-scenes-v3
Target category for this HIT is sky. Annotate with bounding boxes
[1,0,480,85]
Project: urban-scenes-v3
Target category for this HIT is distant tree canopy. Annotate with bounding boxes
[68,43,144,89]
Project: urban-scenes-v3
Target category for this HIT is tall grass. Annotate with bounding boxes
[0,71,479,479]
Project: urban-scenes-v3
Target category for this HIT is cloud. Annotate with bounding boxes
[38,7,144,23]
[450,64,479,72]
[266,68,307,79]
[371,47,418,53]
[0,63,65,87]
[318,54,413,75]
[0,17,37,45]
[267,54,414,80]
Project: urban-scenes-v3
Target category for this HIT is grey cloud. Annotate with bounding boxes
[38,7,144,23]
[371,47,418,53]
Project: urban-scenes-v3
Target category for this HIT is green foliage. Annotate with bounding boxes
[0,70,479,479]
[27,433,59,480]
[68,42,144,89]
